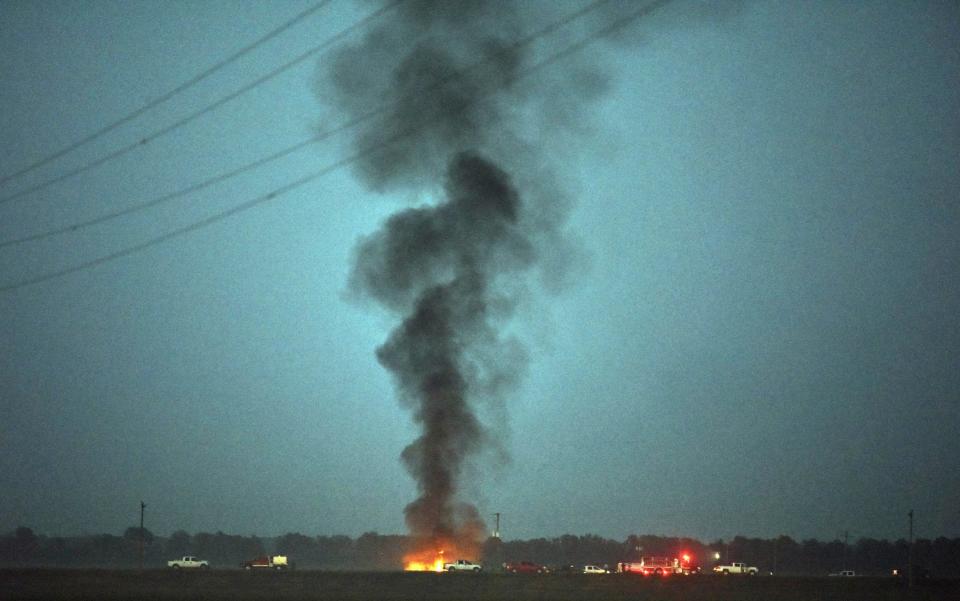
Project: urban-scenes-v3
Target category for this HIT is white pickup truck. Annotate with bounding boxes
[713,562,758,575]
[167,555,209,569]
[444,559,482,572]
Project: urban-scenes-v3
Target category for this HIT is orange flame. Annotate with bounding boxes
[403,536,480,572]
[405,548,445,572]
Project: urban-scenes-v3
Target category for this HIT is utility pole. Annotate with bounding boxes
[843,530,849,569]
[140,501,147,570]
[772,538,778,574]
[492,513,501,539]
[908,510,914,588]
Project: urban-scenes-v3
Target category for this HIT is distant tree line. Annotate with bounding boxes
[2,526,959,576]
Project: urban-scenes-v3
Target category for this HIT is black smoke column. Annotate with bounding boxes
[354,152,533,544]
[321,0,586,547]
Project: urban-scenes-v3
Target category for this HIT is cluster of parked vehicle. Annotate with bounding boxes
[501,560,609,574]
[165,554,928,578]
[174,553,891,577]
[166,555,292,570]
[500,556,773,577]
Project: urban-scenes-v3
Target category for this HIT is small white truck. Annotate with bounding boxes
[444,559,482,572]
[713,562,758,575]
[167,555,209,569]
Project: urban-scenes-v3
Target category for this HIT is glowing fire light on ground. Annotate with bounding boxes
[405,557,445,572]
[403,539,480,572]
[404,549,446,572]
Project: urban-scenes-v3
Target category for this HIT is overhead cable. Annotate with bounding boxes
[0,0,671,293]
[0,0,404,206]
[1,0,616,249]
[0,1,332,187]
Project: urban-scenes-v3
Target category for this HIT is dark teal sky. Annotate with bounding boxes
[1,0,958,544]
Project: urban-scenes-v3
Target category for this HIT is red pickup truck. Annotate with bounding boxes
[242,555,290,570]
[503,560,548,574]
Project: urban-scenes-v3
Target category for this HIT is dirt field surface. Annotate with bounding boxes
[2,570,958,601]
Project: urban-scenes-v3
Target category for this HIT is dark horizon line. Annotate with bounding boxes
[6,527,955,546]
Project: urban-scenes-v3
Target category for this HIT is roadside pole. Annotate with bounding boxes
[140,501,147,570]
[907,510,914,588]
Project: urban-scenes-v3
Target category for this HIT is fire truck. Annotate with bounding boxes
[618,554,698,576]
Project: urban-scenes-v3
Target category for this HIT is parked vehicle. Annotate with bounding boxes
[550,564,580,575]
[242,555,290,570]
[892,566,932,581]
[678,553,701,575]
[829,570,856,577]
[618,553,699,576]
[619,556,677,576]
[444,559,482,572]
[713,562,758,575]
[583,565,608,574]
[503,560,547,574]
[167,556,209,569]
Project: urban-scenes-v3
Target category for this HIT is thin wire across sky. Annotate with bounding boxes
[0,0,619,250]
[0,1,333,188]
[0,0,403,206]
[0,0,671,293]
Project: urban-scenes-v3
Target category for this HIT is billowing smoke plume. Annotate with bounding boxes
[358,152,532,542]
[321,0,604,546]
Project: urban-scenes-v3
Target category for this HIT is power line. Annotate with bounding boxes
[0,1,331,187]
[0,0,403,207]
[1,0,617,249]
[0,137,316,249]
[0,0,672,293]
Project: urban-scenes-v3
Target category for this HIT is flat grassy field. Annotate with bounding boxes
[2,570,958,601]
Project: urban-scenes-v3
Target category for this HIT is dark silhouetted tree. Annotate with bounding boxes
[123,526,155,545]
[165,530,191,558]
[316,535,353,568]
[276,532,318,567]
